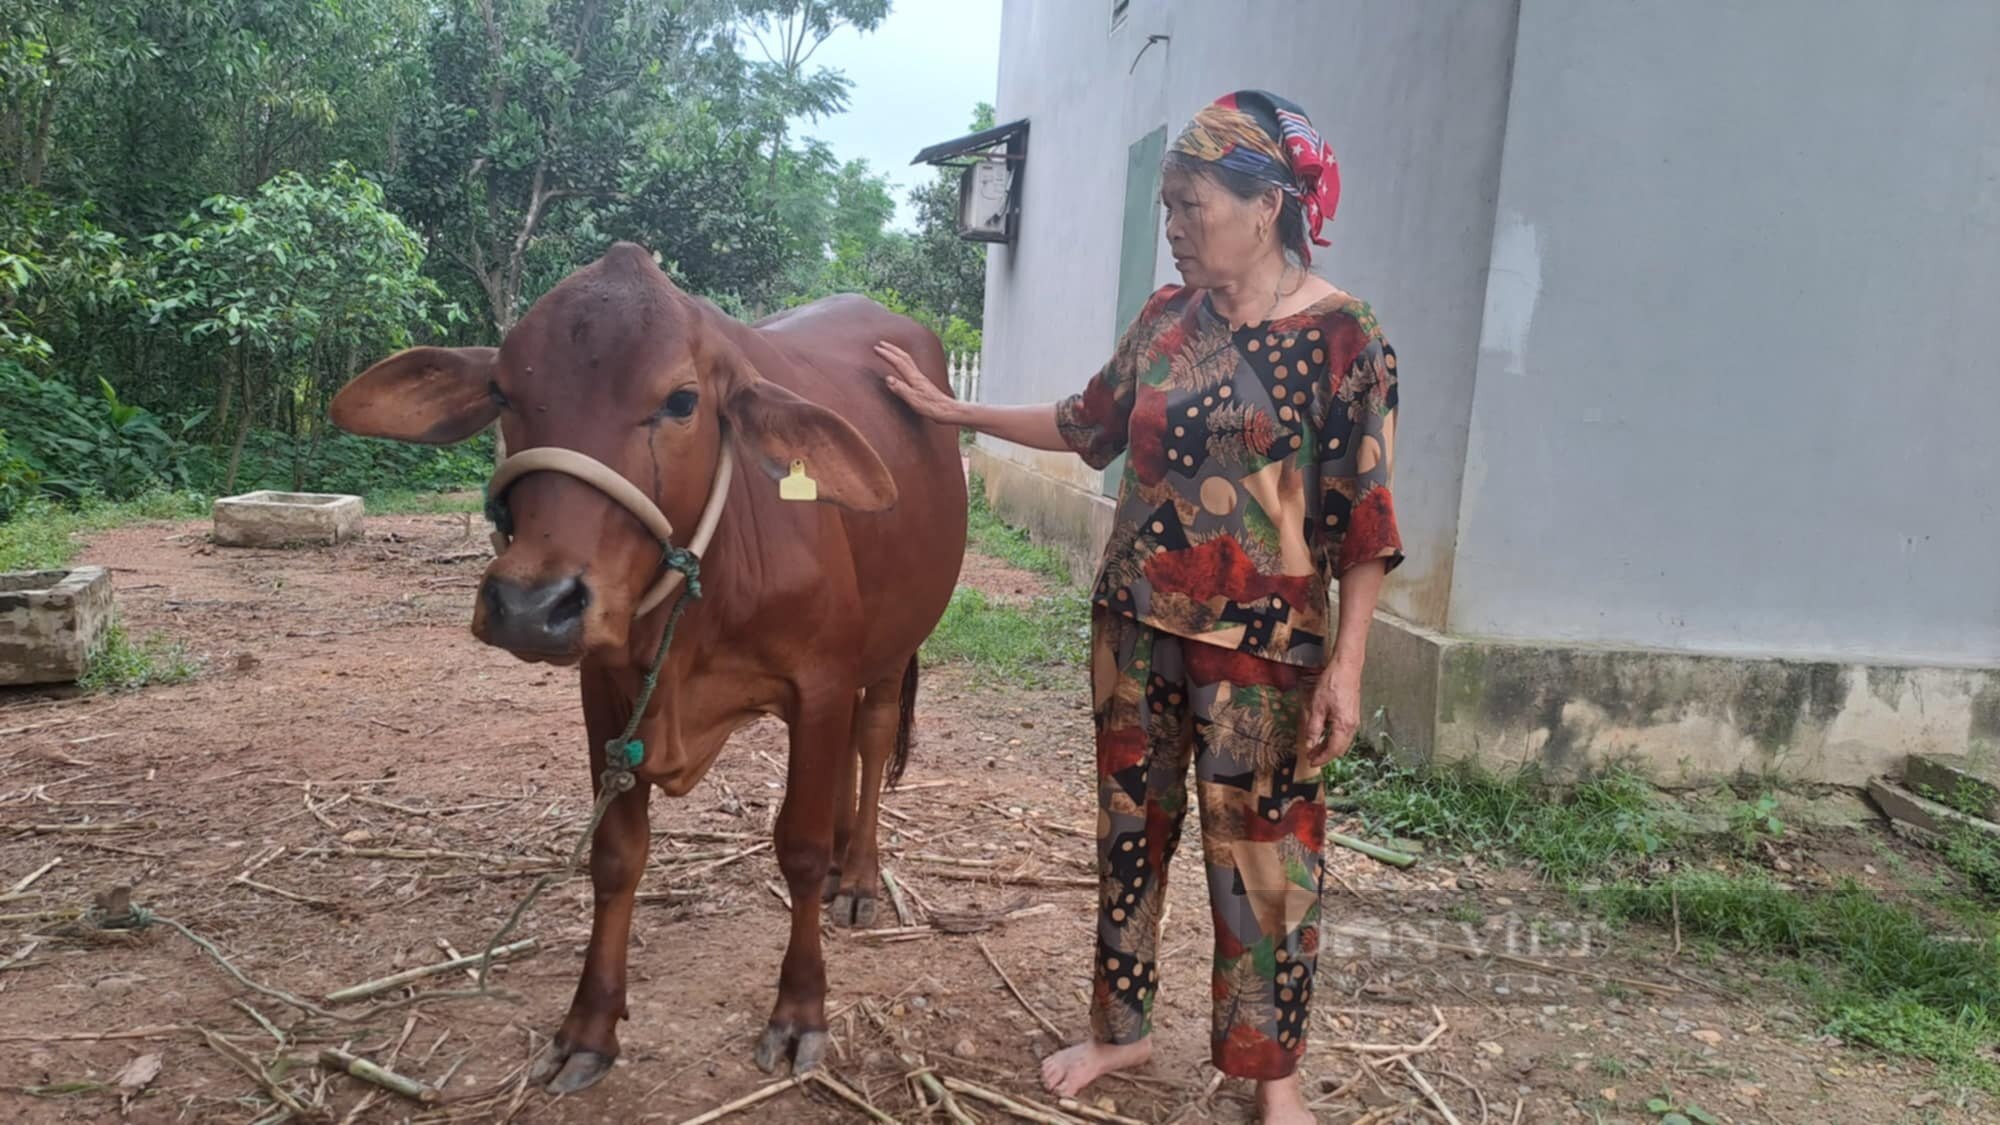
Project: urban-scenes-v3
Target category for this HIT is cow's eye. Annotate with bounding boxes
[657,388,699,421]
[488,381,511,408]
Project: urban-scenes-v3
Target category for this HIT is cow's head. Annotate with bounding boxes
[330,243,897,664]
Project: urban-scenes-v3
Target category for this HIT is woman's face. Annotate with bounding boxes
[1161,167,1280,289]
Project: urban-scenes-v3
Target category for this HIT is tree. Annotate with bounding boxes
[147,164,453,490]
[738,0,888,192]
[830,157,894,254]
[849,102,992,331]
[0,0,919,510]
[392,0,764,333]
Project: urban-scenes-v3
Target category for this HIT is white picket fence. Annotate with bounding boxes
[947,351,982,403]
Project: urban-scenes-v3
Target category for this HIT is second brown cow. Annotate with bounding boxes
[329,242,967,1092]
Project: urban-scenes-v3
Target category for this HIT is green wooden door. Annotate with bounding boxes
[1102,125,1167,496]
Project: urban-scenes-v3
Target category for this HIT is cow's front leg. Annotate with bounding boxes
[754,696,852,1074]
[529,763,652,1094]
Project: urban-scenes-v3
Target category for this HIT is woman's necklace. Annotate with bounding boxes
[1220,264,1293,329]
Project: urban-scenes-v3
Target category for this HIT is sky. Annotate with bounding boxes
[786,0,1004,229]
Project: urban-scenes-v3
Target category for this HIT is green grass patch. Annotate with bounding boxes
[1323,753,1673,881]
[365,489,483,516]
[80,621,199,693]
[1939,826,2000,899]
[1593,871,2000,1092]
[966,474,1071,583]
[0,492,209,571]
[920,586,1089,683]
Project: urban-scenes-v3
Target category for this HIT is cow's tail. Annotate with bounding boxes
[887,653,918,790]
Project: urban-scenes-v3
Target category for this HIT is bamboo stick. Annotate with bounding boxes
[323,938,536,1003]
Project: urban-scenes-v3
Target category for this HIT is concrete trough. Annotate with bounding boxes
[0,567,114,686]
[213,491,363,548]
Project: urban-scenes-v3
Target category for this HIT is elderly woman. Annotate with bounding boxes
[876,91,1400,1124]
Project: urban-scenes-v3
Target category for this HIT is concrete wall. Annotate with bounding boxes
[984,0,2000,672]
[1449,0,2000,666]
[1360,611,2000,788]
[984,0,1523,628]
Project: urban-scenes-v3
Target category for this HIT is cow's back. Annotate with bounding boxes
[739,296,968,679]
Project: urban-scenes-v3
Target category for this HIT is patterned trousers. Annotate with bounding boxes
[1088,609,1327,1080]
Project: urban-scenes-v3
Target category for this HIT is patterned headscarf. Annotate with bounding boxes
[1169,90,1340,262]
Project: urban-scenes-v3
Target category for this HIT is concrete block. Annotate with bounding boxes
[0,567,114,686]
[213,491,363,548]
[1365,615,2000,788]
[1867,777,2000,843]
[1902,753,2000,820]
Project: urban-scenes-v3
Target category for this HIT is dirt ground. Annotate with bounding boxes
[0,511,1986,1123]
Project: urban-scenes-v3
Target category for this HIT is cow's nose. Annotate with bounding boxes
[480,574,589,654]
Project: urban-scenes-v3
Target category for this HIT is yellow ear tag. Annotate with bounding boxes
[779,459,818,503]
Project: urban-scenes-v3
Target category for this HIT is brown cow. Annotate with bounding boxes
[329,243,967,1092]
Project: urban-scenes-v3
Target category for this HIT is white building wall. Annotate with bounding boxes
[980,0,2000,668]
[1449,0,2000,666]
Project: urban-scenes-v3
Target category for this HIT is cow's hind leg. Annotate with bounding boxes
[528,754,652,1094]
[822,690,862,905]
[755,694,852,1075]
[830,658,915,927]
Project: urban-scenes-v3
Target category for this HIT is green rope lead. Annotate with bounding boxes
[609,545,702,772]
[473,544,703,991]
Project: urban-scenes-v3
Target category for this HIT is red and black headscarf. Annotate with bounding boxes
[1170,90,1341,262]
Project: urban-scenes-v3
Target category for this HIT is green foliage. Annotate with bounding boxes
[0,3,983,528]
[0,360,197,510]
[1940,826,2000,899]
[0,427,36,518]
[1,352,484,512]
[1593,872,2000,1091]
[147,164,455,496]
[0,491,206,571]
[179,430,491,499]
[0,190,145,366]
[1729,792,1787,853]
[81,621,198,693]
[1917,776,1998,819]
[1321,754,1674,881]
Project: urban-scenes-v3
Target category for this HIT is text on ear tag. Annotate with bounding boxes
[779,459,818,503]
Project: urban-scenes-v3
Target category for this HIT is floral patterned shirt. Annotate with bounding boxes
[1056,285,1403,667]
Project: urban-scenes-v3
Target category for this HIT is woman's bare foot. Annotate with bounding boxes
[1255,1074,1315,1124]
[1039,1038,1153,1099]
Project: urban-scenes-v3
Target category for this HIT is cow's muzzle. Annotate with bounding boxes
[480,573,590,656]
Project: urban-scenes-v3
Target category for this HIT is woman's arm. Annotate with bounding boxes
[1330,558,1387,673]
[1299,332,1405,769]
[874,343,1070,452]
[1299,558,1387,768]
[955,402,1070,452]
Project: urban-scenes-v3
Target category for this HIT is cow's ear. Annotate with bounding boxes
[330,346,500,445]
[717,347,898,513]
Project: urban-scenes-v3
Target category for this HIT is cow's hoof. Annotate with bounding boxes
[821,871,844,902]
[753,1023,830,1075]
[828,889,878,928]
[530,1040,615,1095]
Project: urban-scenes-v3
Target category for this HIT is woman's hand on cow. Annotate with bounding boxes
[875,341,964,425]
[1299,660,1363,771]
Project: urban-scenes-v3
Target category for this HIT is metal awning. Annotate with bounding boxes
[911,119,1029,167]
